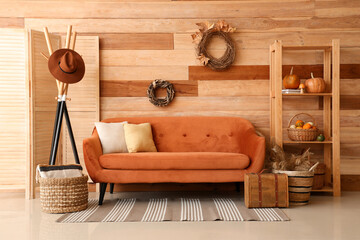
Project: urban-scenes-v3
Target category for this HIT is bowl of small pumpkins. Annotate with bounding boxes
[287,113,319,141]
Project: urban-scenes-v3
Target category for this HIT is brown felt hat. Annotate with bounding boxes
[48,49,85,84]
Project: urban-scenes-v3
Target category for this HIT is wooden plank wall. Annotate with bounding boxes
[1,0,360,189]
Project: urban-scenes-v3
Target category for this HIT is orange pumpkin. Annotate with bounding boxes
[283,67,300,89]
[303,123,312,129]
[305,73,326,93]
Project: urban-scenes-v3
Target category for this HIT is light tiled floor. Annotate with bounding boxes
[0,191,359,240]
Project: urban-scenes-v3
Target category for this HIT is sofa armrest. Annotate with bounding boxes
[242,129,266,173]
[83,132,103,183]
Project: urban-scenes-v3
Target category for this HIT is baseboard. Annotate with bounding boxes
[88,175,360,192]
[0,188,25,193]
[341,175,360,191]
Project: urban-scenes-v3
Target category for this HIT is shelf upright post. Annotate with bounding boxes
[270,42,276,145]
[332,39,341,196]
[274,40,283,148]
[323,48,332,186]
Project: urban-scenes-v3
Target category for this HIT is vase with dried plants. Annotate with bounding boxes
[266,143,319,206]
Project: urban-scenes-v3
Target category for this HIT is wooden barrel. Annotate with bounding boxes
[312,162,326,190]
[273,170,314,206]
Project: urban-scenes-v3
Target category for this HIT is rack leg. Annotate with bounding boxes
[49,101,65,165]
[49,102,61,165]
[63,102,80,164]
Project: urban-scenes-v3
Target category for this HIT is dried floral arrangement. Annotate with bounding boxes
[266,143,313,171]
[191,20,236,71]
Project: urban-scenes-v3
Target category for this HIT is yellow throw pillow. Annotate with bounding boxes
[123,123,157,153]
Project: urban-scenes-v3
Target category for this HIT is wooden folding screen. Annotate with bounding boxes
[28,29,61,198]
[62,36,100,177]
[0,29,29,192]
[0,28,99,197]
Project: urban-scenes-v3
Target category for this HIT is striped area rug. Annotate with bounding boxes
[57,196,289,222]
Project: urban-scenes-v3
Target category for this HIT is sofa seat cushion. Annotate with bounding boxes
[99,152,250,170]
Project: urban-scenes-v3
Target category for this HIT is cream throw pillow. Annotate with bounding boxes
[95,122,128,154]
[123,123,157,153]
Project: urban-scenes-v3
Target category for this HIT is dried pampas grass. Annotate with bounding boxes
[266,142,313,171]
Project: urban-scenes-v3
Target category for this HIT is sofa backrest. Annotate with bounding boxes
[100,116,256,153]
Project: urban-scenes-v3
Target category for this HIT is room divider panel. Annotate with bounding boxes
[0,28,99,198]
[0,29,29,192]
[29,33,99,198]
[0,29,59,196]
[28,29,61,198]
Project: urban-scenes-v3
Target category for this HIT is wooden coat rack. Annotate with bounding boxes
[42,25,80,165]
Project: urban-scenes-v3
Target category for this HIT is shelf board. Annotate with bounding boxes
[283,140,332,144]
[311,186,333,193]
[283,93,332,96]
[283,45,332,51]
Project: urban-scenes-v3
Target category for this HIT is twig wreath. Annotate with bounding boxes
[192,20,236,71]
[147,79,175,107]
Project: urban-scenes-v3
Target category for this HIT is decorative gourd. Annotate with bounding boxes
[295,120,304,128]
[283,67,300,89]
[299,83,306,94]
[305,73,326,93]
[317,134,325,142]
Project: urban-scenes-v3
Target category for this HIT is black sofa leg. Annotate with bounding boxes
[235,182,241,192]
[110,183,114,194]
[99,183,107,205]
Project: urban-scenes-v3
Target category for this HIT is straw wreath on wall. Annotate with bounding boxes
[192,20,236,71]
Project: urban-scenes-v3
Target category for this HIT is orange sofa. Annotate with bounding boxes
[83,117,265,204]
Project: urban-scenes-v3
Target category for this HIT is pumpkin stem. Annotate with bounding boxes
[290,66,294,75]
[311,72,314,79]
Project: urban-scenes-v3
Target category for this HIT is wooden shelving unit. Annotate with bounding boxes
[270,40,341,196]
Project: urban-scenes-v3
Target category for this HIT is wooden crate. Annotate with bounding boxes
[244,173,289,208]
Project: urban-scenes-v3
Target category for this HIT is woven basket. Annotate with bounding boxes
[39,175,88,214]
[287,113,319,141]
[312,162,326,190]
[273,170,314,206]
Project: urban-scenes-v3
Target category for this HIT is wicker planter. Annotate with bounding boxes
[273,170,314,206]
[312,162,326,190]
[287,113,319,141]
[39,175,88,214]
